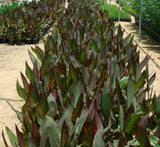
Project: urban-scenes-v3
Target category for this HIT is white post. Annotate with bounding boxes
[118,0,121,21]
[139,0,143,42]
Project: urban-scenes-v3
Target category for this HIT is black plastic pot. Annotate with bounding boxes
[25,38,31,44]
[31,38,38,44]
[9,38,15,45]
[0,37,2,43]
[3,38,9,44]
[16,38,22,45]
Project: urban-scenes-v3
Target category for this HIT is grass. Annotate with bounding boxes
[122,4,139,16]
[100,3,131,21]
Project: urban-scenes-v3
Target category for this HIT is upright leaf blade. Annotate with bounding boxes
[126,75,135,110]
[92,130,105,147]
[101,79,111,118]
[6,127,18,147]
[73,79,82,108]
[16,80,27,101]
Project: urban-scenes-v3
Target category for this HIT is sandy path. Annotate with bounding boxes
[0,1,160,146]
[0,43,44,146]
[111,1,160,95]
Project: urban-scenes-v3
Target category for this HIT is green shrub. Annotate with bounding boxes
[132,0,160,33]
[100,3,131,21]
[0,0,64,44]
[0,2,20,15]
[2,0,160,146]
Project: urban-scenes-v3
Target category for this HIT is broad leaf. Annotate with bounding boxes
[6,127,18,147]
[16,80,27,101]
[61,121,70,147]
[119,105,124,132]
[73,79,82,108]
[16,125,26,147]
[92,130,105,147]
[101,79,111,118]
[126,75,135,110]
[25,61,33,81]
[40,116,60,147]
[152,95,159,115]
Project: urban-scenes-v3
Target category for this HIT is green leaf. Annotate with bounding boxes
[74,79,82,108]
[28,50,41,69]
[71,39,78,55]
[126,75,135,110]
[21,72,29,95]
[119,76,129,90]
[148,135,160,146]
[25,61,32,81]
[69,64,77,82]
[52,29,58,42]
[91,39,99,54]
[119,105,124,132]
[93,130,105,147]
[80,49,87,63]
[40,116,60,147]
[37,94,49,119]
[101,79,111,118]
[16,80,27,101]
[61,121,69,147]
[47,94,55,109]
[152,95,159,115]
[31,46,44,63]
[134,71,146,90]
[125,113,141,133]
[6,127,18,147]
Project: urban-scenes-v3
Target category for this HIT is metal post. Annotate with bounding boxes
[118,0,121,21]
[139,0,143,42]
[110,0,111,6]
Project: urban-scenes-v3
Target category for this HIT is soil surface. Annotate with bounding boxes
[0,1,160,146]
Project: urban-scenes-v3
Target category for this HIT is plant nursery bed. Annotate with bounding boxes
[110,17,131,22]
[135,18,160,44]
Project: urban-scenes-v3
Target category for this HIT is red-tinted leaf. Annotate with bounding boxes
[21,72,29,95]
[16,125,26,147]
[101,79,111,118]
[32,122,41,146]
[37,93,49,119]
[71,94,84,124]
[61,121,69,147]
[135,114,150,146]
[89,68,98,91]
[23,114,32,134]
[2,130,9,147]
[78,121,96,146]
[83,66,90,85]
[95,101,103,131]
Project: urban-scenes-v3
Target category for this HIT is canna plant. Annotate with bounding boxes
[2,0,160,146]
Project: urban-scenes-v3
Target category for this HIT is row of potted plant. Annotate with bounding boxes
[0,0,61,45]
[0,1,20,15]
[2,0,160,146]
